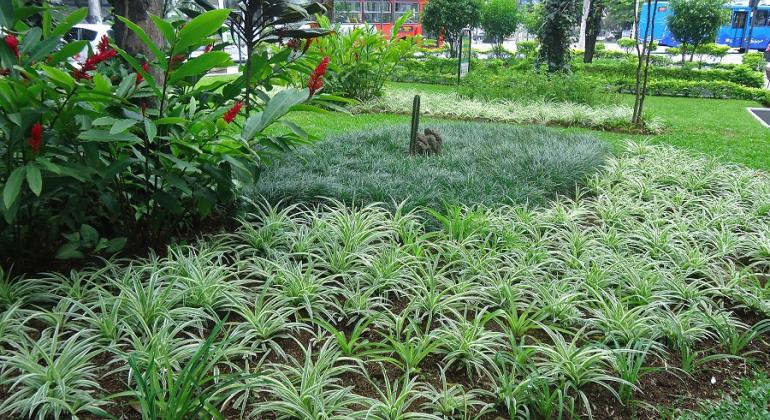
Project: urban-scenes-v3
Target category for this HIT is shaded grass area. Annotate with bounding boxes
[255,122,609,211]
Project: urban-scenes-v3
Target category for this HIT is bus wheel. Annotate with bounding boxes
[738,48,746,53]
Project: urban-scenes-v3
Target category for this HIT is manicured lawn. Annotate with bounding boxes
[256,122,608,211]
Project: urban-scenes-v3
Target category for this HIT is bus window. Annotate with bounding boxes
[335,1,362,24]
[733,11,747,29]
[754,10,769,26]
[364,1,382,23]
[394,2,419,23]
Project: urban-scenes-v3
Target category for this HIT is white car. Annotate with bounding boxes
[65,23,112,62]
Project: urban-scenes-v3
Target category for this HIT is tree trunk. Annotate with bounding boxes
[578,0,590,50]
[109,0,165,59]
[583,0,604,63]
[87,0,102,23]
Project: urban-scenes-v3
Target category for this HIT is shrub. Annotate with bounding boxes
[742,52,767,72]
[517,40,539,58]
[311,14,417,101]
[459,68,612,106]
[255,122,609,211]
[617,38,637,53]
[574,61,764,88]
[611,79,770,105]
[0,3,332,260]
[696,42,730,62]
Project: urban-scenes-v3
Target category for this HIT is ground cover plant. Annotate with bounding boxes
[2,142,770,418]
[255,122,609,211]
[353,88,664,133]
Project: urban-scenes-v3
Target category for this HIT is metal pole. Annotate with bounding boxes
[87,0,102,24]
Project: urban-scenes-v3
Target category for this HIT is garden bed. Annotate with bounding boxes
[2,143,770,418]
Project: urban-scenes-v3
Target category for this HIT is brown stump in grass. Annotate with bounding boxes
[409,95,443,155]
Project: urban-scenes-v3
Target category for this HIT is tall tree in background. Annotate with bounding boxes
[422,0,482,58]
[481,0,520,54]
[667,0,727,62]
[109,0,165,58]
[583,0,605,62]
[538,0,575,72]
[87,0,102,22]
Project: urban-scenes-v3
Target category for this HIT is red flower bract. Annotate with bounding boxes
[73,42,117,80]
[136,63,150,85]
[223,101,243,124]
[204,44,214,53]
[97,35,110,54]
[29,122,43,153]
[5,35,19,58]
[307,56,330,96]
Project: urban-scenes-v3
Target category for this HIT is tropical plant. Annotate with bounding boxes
[481,0,520,52]
[312,14,417,101]
[422,0,482,58]
[667,0,728,62]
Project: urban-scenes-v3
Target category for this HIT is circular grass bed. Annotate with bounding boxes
[255,121,609,210]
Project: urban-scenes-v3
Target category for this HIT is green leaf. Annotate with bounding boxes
[79,129,142,144]
[116,15,165,64]
[56,242,84,260]
[145,119,157,143]
[110,119,138,135]
[154,190,183,215]
[3,167,26,208]
[116,74,137,98]
[176,9,230,52]
[48,40,88,65]
[106,237,128,253]
[170,52,232,83]
[114,47,161,96]
[41,65,75,91]
[150,14,176,44]
[242,88,309,141]
[155,117,188,125]
[26,163,42,197]
[80,224,99,244]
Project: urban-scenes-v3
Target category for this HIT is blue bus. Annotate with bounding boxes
[639,0,770,51]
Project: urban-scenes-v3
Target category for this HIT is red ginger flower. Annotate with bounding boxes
[307,56,330,95]
[73,42,117,80]
[223,101,243,124]
[136,62,150,85]
[204,44,214,53]
[5,35,19,58]
[29,122,43,153]
[97,35,110,54]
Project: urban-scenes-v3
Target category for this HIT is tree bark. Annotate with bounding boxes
[578,0,590,50]
[109,0,165,58]
[583,0,605,63]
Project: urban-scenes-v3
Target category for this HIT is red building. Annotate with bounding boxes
[333,0,429,38]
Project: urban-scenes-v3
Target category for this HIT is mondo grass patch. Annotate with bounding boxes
[254,122,609,211]
[2,144,770,419]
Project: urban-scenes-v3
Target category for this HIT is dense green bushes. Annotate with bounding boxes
[458,69,612,106]
[0,3,334,261]
[612,79,770,106]
[574,62,764,88]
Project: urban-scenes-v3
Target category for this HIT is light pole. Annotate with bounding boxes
[87,0,102,23]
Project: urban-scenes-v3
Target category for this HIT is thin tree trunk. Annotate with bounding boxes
[583,0,604,63]
[87,0,102,23]
[578,0,590,50]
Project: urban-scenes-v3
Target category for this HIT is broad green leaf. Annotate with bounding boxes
[150,14,176,44]
[26,163,42,196]
[116,74,137,98]
[79,129,142,144]
[41,65,75,91]
[80,224,99,244]
[144,119,157,143]
[242,88,309,141]
[93,117,120,126]
[155,117,188,125]
[48,40,88,65]
[116,15,165,64]
[29,8,88,62]
[110,119,138,135]
[170,52,232,83]
[106,237,128,253]
[176,9,230,52]
[56,242,84,260]
[3,167,26,208]
[154,190,183,214]
[114,47,161,96]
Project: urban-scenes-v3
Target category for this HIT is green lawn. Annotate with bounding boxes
[283,82,769,170]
